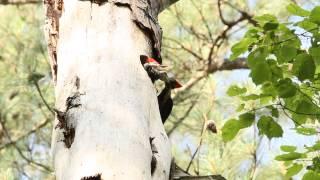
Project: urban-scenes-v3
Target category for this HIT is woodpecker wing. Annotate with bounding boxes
[159,97,173,124]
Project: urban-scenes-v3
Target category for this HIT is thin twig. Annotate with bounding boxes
[186,114,207,173]
[33,81,54,115]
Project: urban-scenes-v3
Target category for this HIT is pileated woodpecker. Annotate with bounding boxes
[140,55,182,123]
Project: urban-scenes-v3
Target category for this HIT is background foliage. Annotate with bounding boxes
[0,0,319,179]
[0,5,54,179]
[224,3,320,179]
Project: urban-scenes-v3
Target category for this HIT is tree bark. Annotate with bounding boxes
[44,0,177,179]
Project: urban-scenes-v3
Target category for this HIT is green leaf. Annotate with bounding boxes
[250,61,272,84]
[302,171,320,180]
[309,157,320,172]
[230,38,255,60]
[261,82,277,97]
[306,142,320,152]
[268,60,283,80]
[236,104,245,112]
[286,163,303,177]
[222,114,255,142]
[292,113,308,125]
[281,145,297,152]
[257,116,283,139]
[263,22,279,31]
[296,99,318,115]
[247,47,268,68]
[310,6,320,25]
[296,20,318,31]
[222,119,241,142]
[271,108,279,118]
[310,47,320,65]
[284,161,293,167]
[244,27,260,38]
[275,152,304,161]
[296,127,318,136]
[292,53,316,81]
[254,14,278,27]
[227,85,247,96]
[241,94,260,101]
[292,99,319,124]
[238,113,255,128]
[276,78,297,98]
[260,95,273,104]
[287,3,310,17]
[277,45,297,63]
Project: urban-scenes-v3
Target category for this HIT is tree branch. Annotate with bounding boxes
[172,162,226,180]
[0,118,50,150]
[33,81,55,115]
[173,58,248,98]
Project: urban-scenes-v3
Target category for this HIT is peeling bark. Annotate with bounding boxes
[44,0,63,83]
[53,77,83,148]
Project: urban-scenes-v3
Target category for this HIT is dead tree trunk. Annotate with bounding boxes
[44,0,178,179]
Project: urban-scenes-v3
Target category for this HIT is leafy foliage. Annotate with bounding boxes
[225,3,320,178]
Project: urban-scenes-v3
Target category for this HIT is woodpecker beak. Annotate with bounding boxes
[174,80,182,89]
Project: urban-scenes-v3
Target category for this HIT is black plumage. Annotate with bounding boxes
[157,88,172,123]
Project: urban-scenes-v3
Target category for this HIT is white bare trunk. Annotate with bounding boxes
[45,0,173,179]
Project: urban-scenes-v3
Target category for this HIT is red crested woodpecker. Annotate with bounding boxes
[140,55,182,123]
